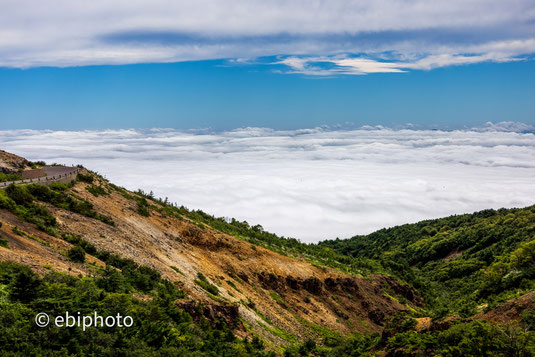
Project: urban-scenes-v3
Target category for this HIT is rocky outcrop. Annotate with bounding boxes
[177,300,242,330]
[256,272,324,295]
[0,150,31,174]
[182,226,233,250]
[324,277,363,298]
[377,275,424,306]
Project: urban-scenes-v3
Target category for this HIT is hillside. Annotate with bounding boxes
[0,150,32,174]
[1,152,535,355]
[0,150,34,183]
[0,160,422,355]
[319,205,535,318]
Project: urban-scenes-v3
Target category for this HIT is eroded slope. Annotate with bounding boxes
[0,170,420,346]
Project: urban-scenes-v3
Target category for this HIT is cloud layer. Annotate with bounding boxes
[1,124,535,242]
[1,1,534,72]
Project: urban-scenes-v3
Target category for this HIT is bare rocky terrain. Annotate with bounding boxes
[0,150,32,173]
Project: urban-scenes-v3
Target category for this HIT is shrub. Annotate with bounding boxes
[2,187,57,235]
[76,172,94,183]
[5,184,33,205]
[135,197,150,217]
[30,160,46,167]
[49,182,69,191]
[0,172,21,182]
[68,245,86,263]
[0,190,16,210]
[86,185,108,197]
[26,183,54,200]
[522,309,535,331]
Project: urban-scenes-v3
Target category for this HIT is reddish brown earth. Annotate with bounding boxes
[410,293,535,334]
[475,292,535,324]
[0,166,423,348]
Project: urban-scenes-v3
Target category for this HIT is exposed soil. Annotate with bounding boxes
[475,292,535,324]
[0,169,422,347]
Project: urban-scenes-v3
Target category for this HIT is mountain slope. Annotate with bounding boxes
[1,152,535,355]
[0,150,32,174]
[319,204,535,317]
[0,166,420,350]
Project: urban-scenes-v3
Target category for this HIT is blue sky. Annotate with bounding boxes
[1,58,535,130]
[1,0,534,130]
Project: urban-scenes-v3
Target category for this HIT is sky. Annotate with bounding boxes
[1,59,535,130]
[0,0,534,129]
[1,1,535,241]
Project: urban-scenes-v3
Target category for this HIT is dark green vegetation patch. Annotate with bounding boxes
[0,261,273,356]
[0,172,22,182]
[319,206,535,318]
[0,181,115,233]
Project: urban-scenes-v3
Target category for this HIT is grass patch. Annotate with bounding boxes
[170,266,185,276]
[207,292,224,302]
[108,183,133,199]
[195,272,219,296]
[294,314,341,340]
[12,226,50,247]
[86,185,108,197]
[269,291,287,308]
[257,320,297,343]
[227,280,241,293]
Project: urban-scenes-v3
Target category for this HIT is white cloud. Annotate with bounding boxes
[0,0,534,70]
[278,56,408,75]
[1,124,535,242]
[276,46,535,75]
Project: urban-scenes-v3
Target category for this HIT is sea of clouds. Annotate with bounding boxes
[1,123,535,243]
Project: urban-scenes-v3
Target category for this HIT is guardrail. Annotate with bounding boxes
[0,167,82,188]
